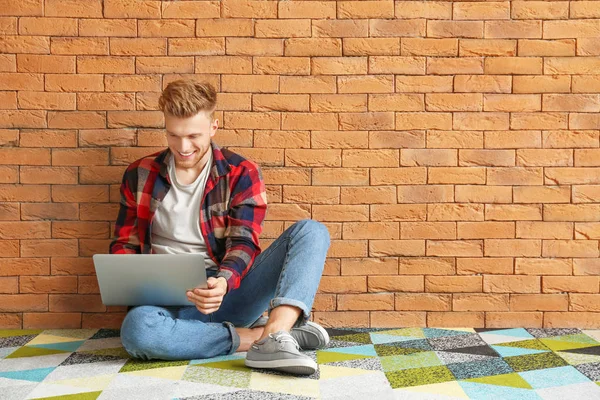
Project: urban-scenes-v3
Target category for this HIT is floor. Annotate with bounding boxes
[1,327,599,400]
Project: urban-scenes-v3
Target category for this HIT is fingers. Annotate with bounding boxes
[187,291,223,304]
[193,287,223,297]
[186,291,223,315]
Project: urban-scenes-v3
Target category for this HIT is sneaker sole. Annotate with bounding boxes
[245,358,317,375]
[292,321,330,350]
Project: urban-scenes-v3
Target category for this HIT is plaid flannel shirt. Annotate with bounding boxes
[109,140,267,293]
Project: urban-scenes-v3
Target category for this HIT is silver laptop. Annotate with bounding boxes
[93,254,208,306]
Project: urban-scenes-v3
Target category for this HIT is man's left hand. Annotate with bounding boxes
[186,277,228,314]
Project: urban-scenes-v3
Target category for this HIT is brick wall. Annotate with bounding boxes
[0,0,599,330]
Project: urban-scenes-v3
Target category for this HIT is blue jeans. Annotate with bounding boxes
[119,219,330,361]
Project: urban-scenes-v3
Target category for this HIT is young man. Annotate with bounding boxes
[110,80,331,375]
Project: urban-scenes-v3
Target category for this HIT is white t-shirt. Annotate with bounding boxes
[151,151,217,269]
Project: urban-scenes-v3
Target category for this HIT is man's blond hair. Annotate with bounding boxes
[158,80,217,119]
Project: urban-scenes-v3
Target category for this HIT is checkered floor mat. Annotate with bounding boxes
[1,327,599,399]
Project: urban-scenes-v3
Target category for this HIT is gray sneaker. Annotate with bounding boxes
[249,317,330,350]
[244,330,318,375]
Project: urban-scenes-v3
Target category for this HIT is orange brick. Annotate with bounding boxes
[570,294,600,312]
[341,186,396,205]
[544,312,600,328]
[426,276,482,293]
[542,239,599,258]
[395,293,451,311]
[282,186,339,205]
[162,1,219,18]
[20,276,77,294]
[371,312,427,327]
[485,239,541,257]
[312,19,366,38]
[0,0,43,16]
[82,313,126,329]
[79,203,119,221]
[0,148,50,165]
[255,19,311,38]
[23,313,81,329]
[19,17,77,35]
[0,277,18,293]
[344,38,400,56]
[104,0,160,18]
[0,240,19,258]
[51,37,108,55]
[401,222,456,240]
[368,275,424,292]
[49,294,105,312]
[222,0,277,18]
[105,74,160,92]
[168,38,225,56]
[369,239,425,257]
[0,312,21,328]
[573,259,600,276]
[285,38,341,57]
[312,205,369,222]
[0,203,19,220]
[428,167,486,184]
[515,258,572,275]
[0,166,17,184]
[0,110,46,128]
[511,294,568,311]
[318,276,366,294]
[309,293,334,312]
[52,222,109,239]
[21,239,78,257]
[428,312,485,327]
[312,168,369,186]
[0,35,49,54]
[79,18,136,37]
[0,294,47,312]
[543,276,599,293]
[21,203,78,220]
[453,294,510,312]
[227,38,283,56]
[77,93,135,111]
[110,38,166,56]
[341,258,398,276]
[20,167,77,184]
[486,204,542,221]
[343,149,399,168]
[343,222,398,240]
[45,74,104,92]
[486,312,543,328]
[484,275,541,293]
[196,18,254,37]
[51,257,94,276]
[338,293,394,311]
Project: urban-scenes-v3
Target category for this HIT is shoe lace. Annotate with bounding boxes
[269,332,299,350]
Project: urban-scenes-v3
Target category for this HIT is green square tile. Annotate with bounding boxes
[496,339,550,351]
[334,333,372,344]
[504,351,568,372]
[119,358,189,373]
[381,351,443,372]
[386,365,455,389]
[374,343,427,357]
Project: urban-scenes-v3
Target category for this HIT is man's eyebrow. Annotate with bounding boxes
[166,130,202,135]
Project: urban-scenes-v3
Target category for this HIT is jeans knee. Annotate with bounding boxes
[120,306,165,359]
[296,219,331,247]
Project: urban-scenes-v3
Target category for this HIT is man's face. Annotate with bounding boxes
[165,111,218,170]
